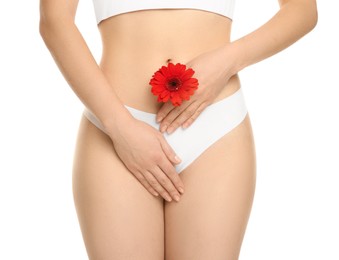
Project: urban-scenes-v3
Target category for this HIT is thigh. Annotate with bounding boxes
[164,113,256,260]
[72,115,165,260]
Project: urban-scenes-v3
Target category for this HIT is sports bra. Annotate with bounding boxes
[92,0,236,24]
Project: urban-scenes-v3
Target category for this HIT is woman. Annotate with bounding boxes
[39,0,317,259]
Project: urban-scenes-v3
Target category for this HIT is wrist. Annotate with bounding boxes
[222,40,248,75]
[102,106,135,141]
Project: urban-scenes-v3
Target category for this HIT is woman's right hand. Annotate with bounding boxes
[108,116,185,202]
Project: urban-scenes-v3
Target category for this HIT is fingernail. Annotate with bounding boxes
[182,122,189,129]
[175,155,181,163]
[160,124,167,133]
[157,116,163,123]
[178,187,184,194]
[167,126,174,134]
[165,195,172,202]
[174,195,180,202]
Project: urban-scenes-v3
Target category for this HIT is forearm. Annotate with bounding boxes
[228,0,318,74]
[39,18,133,137]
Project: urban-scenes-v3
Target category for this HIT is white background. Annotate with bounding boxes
[0,0,338,259]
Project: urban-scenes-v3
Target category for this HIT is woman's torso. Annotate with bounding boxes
[97,9,241,113]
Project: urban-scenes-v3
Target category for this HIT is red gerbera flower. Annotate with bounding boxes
[149,62,199,106]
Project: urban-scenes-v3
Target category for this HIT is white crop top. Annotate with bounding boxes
[92,0,236,24]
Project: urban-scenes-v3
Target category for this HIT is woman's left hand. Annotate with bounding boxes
[156,44,237,134]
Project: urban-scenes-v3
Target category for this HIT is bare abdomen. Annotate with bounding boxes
[97,9,239,112]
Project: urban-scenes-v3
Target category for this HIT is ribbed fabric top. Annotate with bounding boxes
[92,0,236,24]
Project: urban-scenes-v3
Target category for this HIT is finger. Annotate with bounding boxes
[159,157,185,195]
[182,101,209,129]
[150,166,182,202]
[143,169,174,202]
[156,102,176,123]
[158,134,182,165]
[133,169,160,197]
[159,101,192,133]
[166,101,200,134]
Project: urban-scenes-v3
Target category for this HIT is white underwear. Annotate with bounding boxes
[83,87,248,174]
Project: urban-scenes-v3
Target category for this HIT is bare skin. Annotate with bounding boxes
[40,0,317,259]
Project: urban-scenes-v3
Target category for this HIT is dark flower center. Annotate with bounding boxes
[166,77,181,91]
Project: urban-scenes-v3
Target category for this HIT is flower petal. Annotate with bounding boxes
[181,68,195,81]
